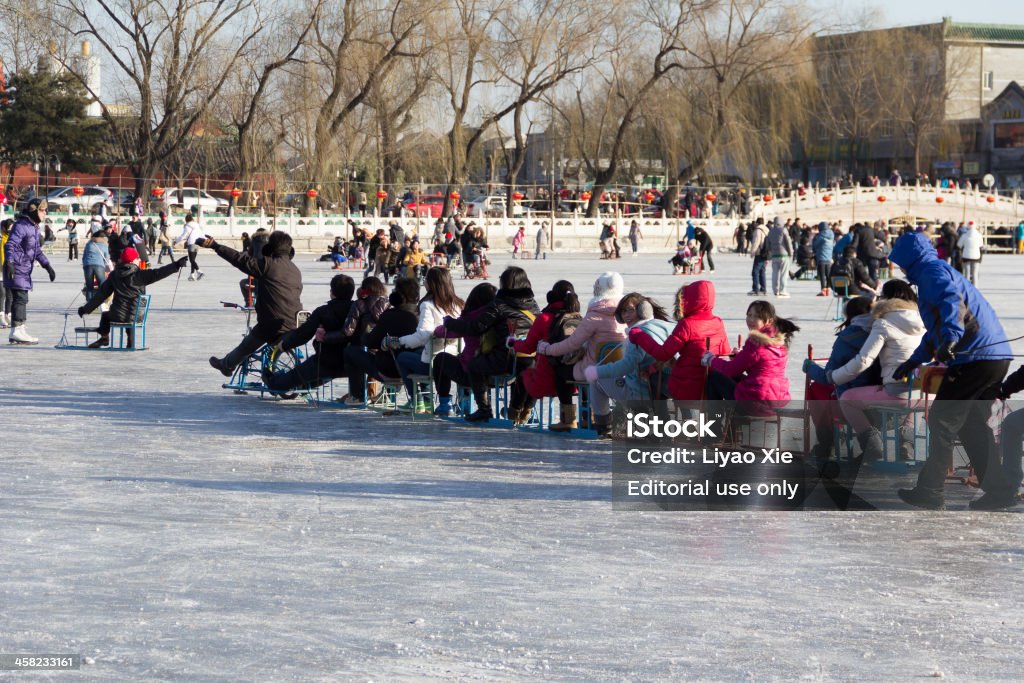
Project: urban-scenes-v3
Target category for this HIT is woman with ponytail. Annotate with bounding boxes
[701,300,799,415]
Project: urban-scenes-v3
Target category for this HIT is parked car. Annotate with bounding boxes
[160,187,230,213]
[43,185,114,211]
[403,194,448,218]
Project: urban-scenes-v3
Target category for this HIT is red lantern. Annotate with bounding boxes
[306,189,319,199]
[935,196,945,204]
[644,191,655,203]
[877,195,887,203]
[762,195,773,203]
[705,193,717,202]
[511,191,524,201]
[449,191,460,201]
[822,195,832,203]
[580,191,592,202]
[72,185,85,197]
[230,187,242,199]
[376,190,388,200]
[987,195,996,204]
[152,186,165,198]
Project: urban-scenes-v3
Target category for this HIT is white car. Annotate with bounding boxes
[44,185,114,210]
[161,187,230,213]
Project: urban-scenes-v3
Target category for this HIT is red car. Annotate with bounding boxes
[403,195,447,218]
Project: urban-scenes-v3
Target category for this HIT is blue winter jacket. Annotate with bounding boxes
[82,240,109,267]
[805,314,880,395]
[595,317,673,399]
[812,223,834,263]
[888,231,1011,366]
[833,232,853,260]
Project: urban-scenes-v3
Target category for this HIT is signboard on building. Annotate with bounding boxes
[964,161,981,175]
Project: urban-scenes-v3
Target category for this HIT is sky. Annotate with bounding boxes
[851,0,1024,28]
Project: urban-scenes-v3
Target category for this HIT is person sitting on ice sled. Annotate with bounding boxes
[77,247,187,348]
[198,231,304,377]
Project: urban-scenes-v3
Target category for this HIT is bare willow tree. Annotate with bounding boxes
[488,0,607,214]
[551,0,703,217]
[814,26,898,179]
[217,2,319,204]
[54,0,267,198]
[888,25,970,177]
[365,52,434,191]
[304,0,427,193]
[650,0,814,214]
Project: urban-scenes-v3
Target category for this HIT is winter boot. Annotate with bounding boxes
[897,486,945,510]
[968,489,1020,511]
[9,325,38,345]
[208,356,233,377]
[88,336,110,349]
[593,413,612,439]
[549,404,578,432]
[434,396,453,417]
[465,405,493,423]
[856,427,884,461]
[0,312,8,328]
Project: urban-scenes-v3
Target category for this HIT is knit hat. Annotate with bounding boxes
[121,247,140,263]
[590,271,624,308]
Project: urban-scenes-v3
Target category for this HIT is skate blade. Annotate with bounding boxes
[9,339,39,345]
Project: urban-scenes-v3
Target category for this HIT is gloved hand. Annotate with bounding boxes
[44,264,56,282]
[314,326,327,343]
[536,340,551,355]
[77,306,86,317]
[432,325,446,337]
[802,358,816,374]
[935,340,956,363]
[583,365,599,383]
[700,351,716,367]
[997,383,1011,401]
[175,256,189,269]
[194,236,215,248]
[892,359,920,381]
[505,335,517,349]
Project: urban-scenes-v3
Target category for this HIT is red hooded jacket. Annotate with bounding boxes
[629,280,730,401]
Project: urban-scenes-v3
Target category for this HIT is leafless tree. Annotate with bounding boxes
[54,0,267,198]
[551,0,703,217]
[654,0,815,214]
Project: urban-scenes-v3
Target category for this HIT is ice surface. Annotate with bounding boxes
[1,245,1022,680]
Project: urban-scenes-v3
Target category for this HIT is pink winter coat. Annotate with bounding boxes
[543,297,626,381]
[709,326,790,405]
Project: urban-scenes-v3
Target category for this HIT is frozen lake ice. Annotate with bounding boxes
[1,244,1022,680]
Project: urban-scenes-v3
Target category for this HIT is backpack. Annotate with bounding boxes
[547,311,585,366]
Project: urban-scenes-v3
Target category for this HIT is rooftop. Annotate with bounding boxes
[943,19,1024,43]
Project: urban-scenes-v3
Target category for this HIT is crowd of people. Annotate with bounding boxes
[734,217,1012,297]
[3,194,1023,510]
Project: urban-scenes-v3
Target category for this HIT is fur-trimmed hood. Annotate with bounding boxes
[871,297,925,336]
[747,327,786,348]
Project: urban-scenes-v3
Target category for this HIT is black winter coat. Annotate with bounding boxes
[81,260,180,322]
[365,302,419,377]
[850,224,884,261]
[212,242,303,339]
[444,286,540,343]
[280,296,353,368]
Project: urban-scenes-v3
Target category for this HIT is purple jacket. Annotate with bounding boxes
[2,216,50,290]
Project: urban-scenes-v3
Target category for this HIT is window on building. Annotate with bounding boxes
[994,122,1024,149]
[983,70,994,90]
[878,120,894,139]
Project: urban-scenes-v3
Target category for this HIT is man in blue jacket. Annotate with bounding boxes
[889,231,1017,510]
[811,221,834,296]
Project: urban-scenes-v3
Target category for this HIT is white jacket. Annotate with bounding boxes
[957,228,983,260]
[174,222,206,247]
[830,298,925,387]
[398,298,462,363]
